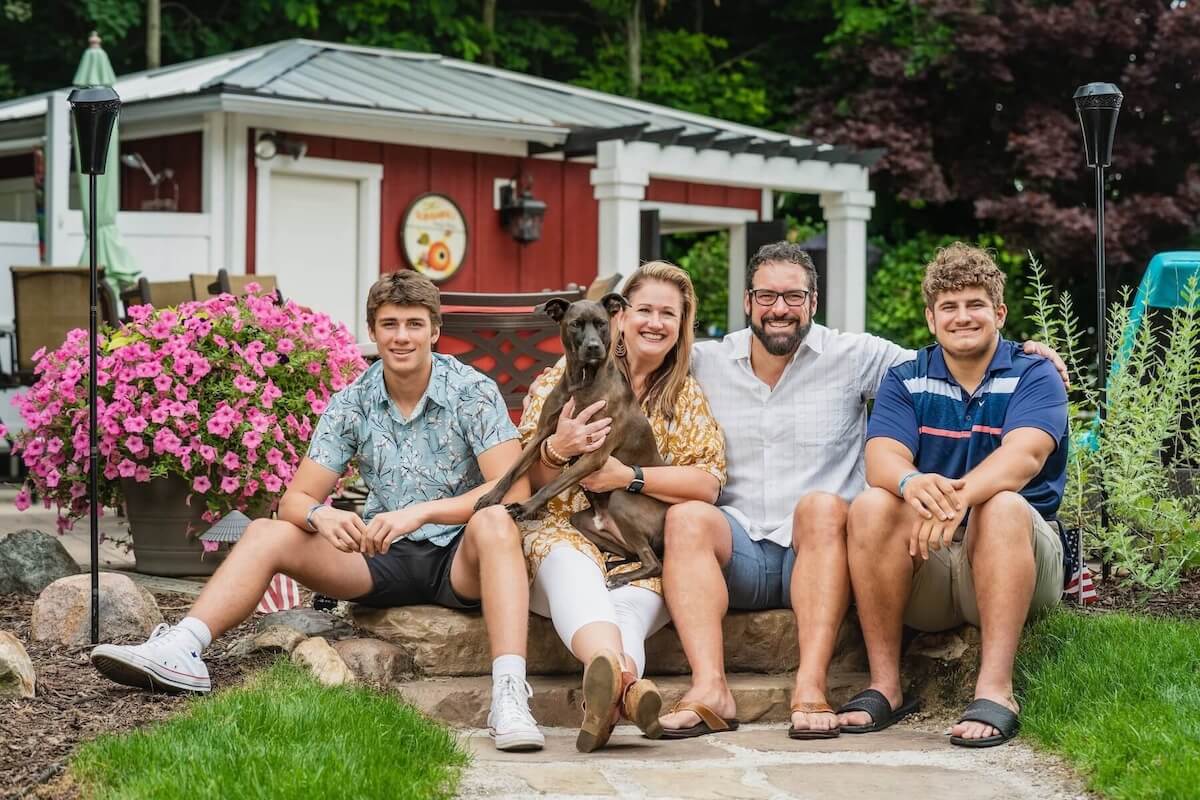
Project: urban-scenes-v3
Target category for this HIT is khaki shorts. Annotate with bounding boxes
[904,499,1064,632]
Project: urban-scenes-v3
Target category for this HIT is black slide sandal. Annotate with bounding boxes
[950,698,1020,748]
[836,689,922,734]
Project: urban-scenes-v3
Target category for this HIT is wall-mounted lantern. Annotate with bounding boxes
[120,152,178,210]
[498,175,546,244]
[254,131,307,160]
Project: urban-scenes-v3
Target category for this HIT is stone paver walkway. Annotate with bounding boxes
[458,724,1090,800]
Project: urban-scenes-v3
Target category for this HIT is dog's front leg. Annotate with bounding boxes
[474,428,554,512]
[504,449,609,521]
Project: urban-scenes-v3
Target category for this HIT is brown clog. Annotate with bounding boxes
[622,675,664,739]
[577,649,623,753]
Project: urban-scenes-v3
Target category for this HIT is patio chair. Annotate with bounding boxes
[189,272,222,300]
[8,266,120,383]
[121,277,196,310]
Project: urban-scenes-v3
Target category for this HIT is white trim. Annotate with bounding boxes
[592,140,648,279]
[820,190,875,333]
[220,95,564,146]
[0,136,41,155]
[225,113,248,275]
[620,141,869,195]
[236,112,530,158]
[121,117,205,142]
[728,225,748,332]
[202,112,225,266]
[45,92,70,265]
[62,210,211,236]
[254,155,382,342]
[760,189,774,221]
[639,201,757,234]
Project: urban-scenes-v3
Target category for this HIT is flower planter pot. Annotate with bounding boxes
[122,475,226,577]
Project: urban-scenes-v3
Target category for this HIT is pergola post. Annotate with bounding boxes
[820,190,875,333]
[591,139,648,278]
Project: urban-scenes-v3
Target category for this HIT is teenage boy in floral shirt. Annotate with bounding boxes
[90,270,546,752]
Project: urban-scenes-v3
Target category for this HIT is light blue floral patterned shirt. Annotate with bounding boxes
[306,354,518,546]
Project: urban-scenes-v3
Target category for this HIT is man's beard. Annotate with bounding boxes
[750,315,811,357]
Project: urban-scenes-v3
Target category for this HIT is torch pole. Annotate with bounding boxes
[1094,164,1111,584]
[89,174,100,644]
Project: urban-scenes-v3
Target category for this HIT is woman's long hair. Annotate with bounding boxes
[615,260,697,421]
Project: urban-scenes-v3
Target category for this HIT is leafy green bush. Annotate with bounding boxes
[1027,261,1200,590]
[867,232,1033,350]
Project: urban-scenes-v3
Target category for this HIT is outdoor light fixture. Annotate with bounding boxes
[254,131,307,161]
[499,176,546,244]
[120,152,178,210]
[1074,81,1122,592]
[68,84,120,645]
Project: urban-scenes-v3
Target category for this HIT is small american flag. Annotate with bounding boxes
[257,573,302,614]
[1060,524,1098,605]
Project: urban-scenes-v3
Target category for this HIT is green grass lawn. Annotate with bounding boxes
[71,661,469,800]
[1017,609,1200,800]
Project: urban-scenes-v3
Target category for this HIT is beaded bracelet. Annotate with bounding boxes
[540,438,569,469]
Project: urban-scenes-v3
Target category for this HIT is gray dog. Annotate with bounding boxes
[474,294,668,587]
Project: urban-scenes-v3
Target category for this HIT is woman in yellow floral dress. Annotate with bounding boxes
[519,261,726,752]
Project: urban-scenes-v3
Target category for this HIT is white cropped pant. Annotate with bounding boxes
[529,545,670,677]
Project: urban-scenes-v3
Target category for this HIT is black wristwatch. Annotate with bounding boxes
[626,465,645,494]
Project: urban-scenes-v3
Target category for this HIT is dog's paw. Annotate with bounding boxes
[474,493,501,512]
[503,502,528,520]
[605,576,632,590]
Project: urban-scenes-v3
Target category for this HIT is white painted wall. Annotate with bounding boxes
[0,221,38,371]
[61,210,213,282]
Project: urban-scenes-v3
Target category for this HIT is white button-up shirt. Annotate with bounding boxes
[692,324,910,547]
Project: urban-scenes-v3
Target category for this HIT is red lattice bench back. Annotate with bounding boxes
[436,289,583,422]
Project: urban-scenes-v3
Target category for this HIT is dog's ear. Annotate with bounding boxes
[600,292,628,317]
[540,298,570,322]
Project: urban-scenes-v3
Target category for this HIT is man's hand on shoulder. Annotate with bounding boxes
[1021,341,1070,389]
[361,506,428,556]
[311,506,368,554]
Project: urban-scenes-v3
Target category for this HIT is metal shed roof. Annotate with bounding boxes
[0,39,880,164]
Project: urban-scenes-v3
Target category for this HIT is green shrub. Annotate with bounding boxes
[1027,261,1200,590]
[867,232,1033,350]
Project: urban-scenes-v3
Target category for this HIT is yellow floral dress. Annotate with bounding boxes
[519,360,727,594]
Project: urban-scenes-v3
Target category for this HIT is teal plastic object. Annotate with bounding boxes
[1080,251,1200,451]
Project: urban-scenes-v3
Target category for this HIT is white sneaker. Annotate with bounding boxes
[90,623,212,693]
[488,674,545,751]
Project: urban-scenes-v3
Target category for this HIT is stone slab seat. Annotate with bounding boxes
[393,672,871,728]
[352,606,868,678]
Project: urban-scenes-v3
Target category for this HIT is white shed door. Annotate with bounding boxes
[266,172,360,334]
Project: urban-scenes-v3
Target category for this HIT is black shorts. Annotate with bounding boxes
[351,534,479,610]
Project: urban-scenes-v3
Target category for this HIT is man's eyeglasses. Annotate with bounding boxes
[748,289,812,307]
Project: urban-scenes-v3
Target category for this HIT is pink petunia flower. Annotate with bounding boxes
[193,475,211,493]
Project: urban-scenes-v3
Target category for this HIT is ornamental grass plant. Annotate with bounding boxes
[9,287,367,532]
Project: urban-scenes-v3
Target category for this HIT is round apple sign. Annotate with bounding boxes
[401,193,468,282]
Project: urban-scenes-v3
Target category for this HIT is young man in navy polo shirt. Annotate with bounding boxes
[839,243,1068,748]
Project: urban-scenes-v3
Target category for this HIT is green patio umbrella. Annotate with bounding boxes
[72,32,139,292]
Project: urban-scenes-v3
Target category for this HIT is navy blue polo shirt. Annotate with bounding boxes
[866,338,1068,519]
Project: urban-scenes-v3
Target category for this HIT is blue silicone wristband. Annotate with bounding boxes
[898,471,922,498]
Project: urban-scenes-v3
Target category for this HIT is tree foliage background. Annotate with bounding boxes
[3,0,1197,337]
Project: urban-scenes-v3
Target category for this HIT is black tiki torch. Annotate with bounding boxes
[67,86,120,644]
[1073,82,1122,589]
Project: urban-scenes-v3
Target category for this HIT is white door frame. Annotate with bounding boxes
[254,155,382,342]
[640,200,759,331]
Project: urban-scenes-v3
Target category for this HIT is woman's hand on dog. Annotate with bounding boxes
[580,456,637,492]
[551,397,612,458]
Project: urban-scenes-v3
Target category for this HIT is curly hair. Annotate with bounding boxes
[921,242,1006,309]
[366,269,442,329]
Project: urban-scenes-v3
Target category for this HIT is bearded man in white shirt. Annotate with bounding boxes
[658,241,1065,740]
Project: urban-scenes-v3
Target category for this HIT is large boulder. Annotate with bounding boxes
[292,636,354,687]
[333,638,414,687]
[0,529,79,594]
[32,573,162,645]
[0,630,35,698]
[353,606,860,677]
[257,608,354,640]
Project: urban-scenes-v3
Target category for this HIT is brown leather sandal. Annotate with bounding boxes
[788,701,841,739]
[622,675,664,740]
[659,700,740,739]
[577,650,623,753]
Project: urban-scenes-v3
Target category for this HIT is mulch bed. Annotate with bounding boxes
[0,591,276,800]
[1084,570,1200,621]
